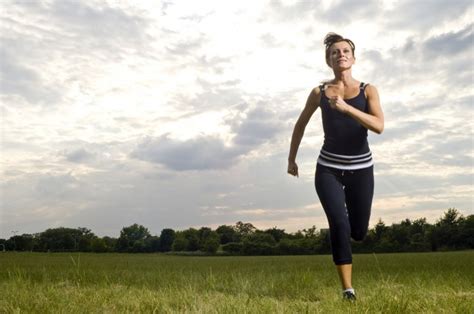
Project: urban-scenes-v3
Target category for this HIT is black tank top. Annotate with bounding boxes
[317,82,373,170]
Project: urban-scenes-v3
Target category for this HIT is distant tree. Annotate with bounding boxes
[432,208,464,250]
[277,238,301,255]
[241,231,276,255]
[288,230,305,240]
[116,224,151,253]
[102,236,117,252]
[9,234,34,251]
[235,221,256,236]
[437,208,461,226]
[389,222,411,251]
[0,238,6,251]
[145,236,161,252]
[198,227,212,240]
[458,215,474,249]
[77,228,95,252]
[90,237,108,253]
[411,218,428,235]
[302,225,318,238]
[182,228,200,251]
[172,233,188,251]
[221,242,243,254]
[38,227,96,252]
[201,231,220,254]
[374,219,387,242]
[263,227,287,242]
[216,225,238,244]
[408,218,431,251]
[159,229,175,252]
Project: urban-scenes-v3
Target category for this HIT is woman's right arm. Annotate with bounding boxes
[287,87,321,177]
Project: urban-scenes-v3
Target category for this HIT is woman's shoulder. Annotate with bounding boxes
[313,80,332,94]
[363,83,378,97]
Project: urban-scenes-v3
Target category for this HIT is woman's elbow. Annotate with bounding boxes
[375,122,384,134]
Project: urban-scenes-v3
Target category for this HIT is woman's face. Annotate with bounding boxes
[327,41,355,69]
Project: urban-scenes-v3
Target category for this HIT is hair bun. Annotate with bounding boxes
[324,32,344,48]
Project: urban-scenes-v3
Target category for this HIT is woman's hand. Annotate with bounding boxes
[329,95,350,114]
[287,161,299,177]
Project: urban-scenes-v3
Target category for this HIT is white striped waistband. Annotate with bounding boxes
[317,149,373,170]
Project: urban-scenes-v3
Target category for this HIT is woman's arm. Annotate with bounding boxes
[288,87,320,177]
[330,85,384,134]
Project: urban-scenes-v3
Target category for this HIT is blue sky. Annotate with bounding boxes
[1,0,473,238]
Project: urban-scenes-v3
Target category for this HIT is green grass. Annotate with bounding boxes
[0,251,472,313]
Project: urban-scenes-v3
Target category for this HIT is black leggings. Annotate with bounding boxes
[315,163,374,265]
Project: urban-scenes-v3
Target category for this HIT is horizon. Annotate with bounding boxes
[3,207,468,239]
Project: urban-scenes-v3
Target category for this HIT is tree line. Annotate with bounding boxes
[1,208,472,255]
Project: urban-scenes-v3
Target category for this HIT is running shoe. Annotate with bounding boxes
[342,290,357,301]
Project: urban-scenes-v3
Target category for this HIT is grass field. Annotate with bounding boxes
[0,251,472,313]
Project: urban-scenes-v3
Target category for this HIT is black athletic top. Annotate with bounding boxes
[317,82,373,170]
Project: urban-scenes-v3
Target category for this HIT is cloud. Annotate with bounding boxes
[131,134,241,171]
[0,0,151,106]
[386,0,472,31]
[361,24,473,93]
[62,148,97,163]
[424,24,473,57]
[0,42,62,105]
[318,0,381,23]
[131,105,282,171]
[231,106,281,147]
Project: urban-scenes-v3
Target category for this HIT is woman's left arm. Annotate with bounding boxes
[332,85,384,134]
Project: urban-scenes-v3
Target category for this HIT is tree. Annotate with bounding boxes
[172,233,188,251]
[201,231,220,254]
[182,228,200,251]
[235,221,256,236]
[437,208,461,226]
[432,208,464,250]
[302,225,318,238]
[264,227,287,242]
[9,234,35,251]
[90,237,108,253]
[159,229,175,252]
[145,236,161,252]
[241,232,276,255]
[458,215,474,249]
[77,228,95,252]
[37,227,96,252]
[102,236,117,252]
[408,218,430,251]
[374,219,387,241]
[198,227,212,239]
[116,224,151,252]
[216,225,238,244]
[221,242,243,254]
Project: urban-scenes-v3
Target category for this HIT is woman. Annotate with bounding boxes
[287,33,384,301]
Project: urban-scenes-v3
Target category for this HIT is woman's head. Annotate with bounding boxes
[324,32,356,68]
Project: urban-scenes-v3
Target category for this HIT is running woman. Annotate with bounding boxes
[287,32,384,301]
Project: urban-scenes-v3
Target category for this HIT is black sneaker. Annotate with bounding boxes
[342,291,356,301]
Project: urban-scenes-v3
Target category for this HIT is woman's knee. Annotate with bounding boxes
[351,229,367,241]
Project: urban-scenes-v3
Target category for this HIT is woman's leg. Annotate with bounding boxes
[315,164,353,268]
[344,166,374,242]
[337,264,352,290]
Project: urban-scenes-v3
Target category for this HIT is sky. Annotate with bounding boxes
[0,0,473,238]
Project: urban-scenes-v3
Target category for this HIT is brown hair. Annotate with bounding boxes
[324,32,355,67]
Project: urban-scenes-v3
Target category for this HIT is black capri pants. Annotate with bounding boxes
[315,163,374,265]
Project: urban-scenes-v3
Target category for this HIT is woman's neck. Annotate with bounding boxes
[332,69,355,87]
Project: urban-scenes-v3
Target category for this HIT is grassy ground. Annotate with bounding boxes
[0,251,472,313]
